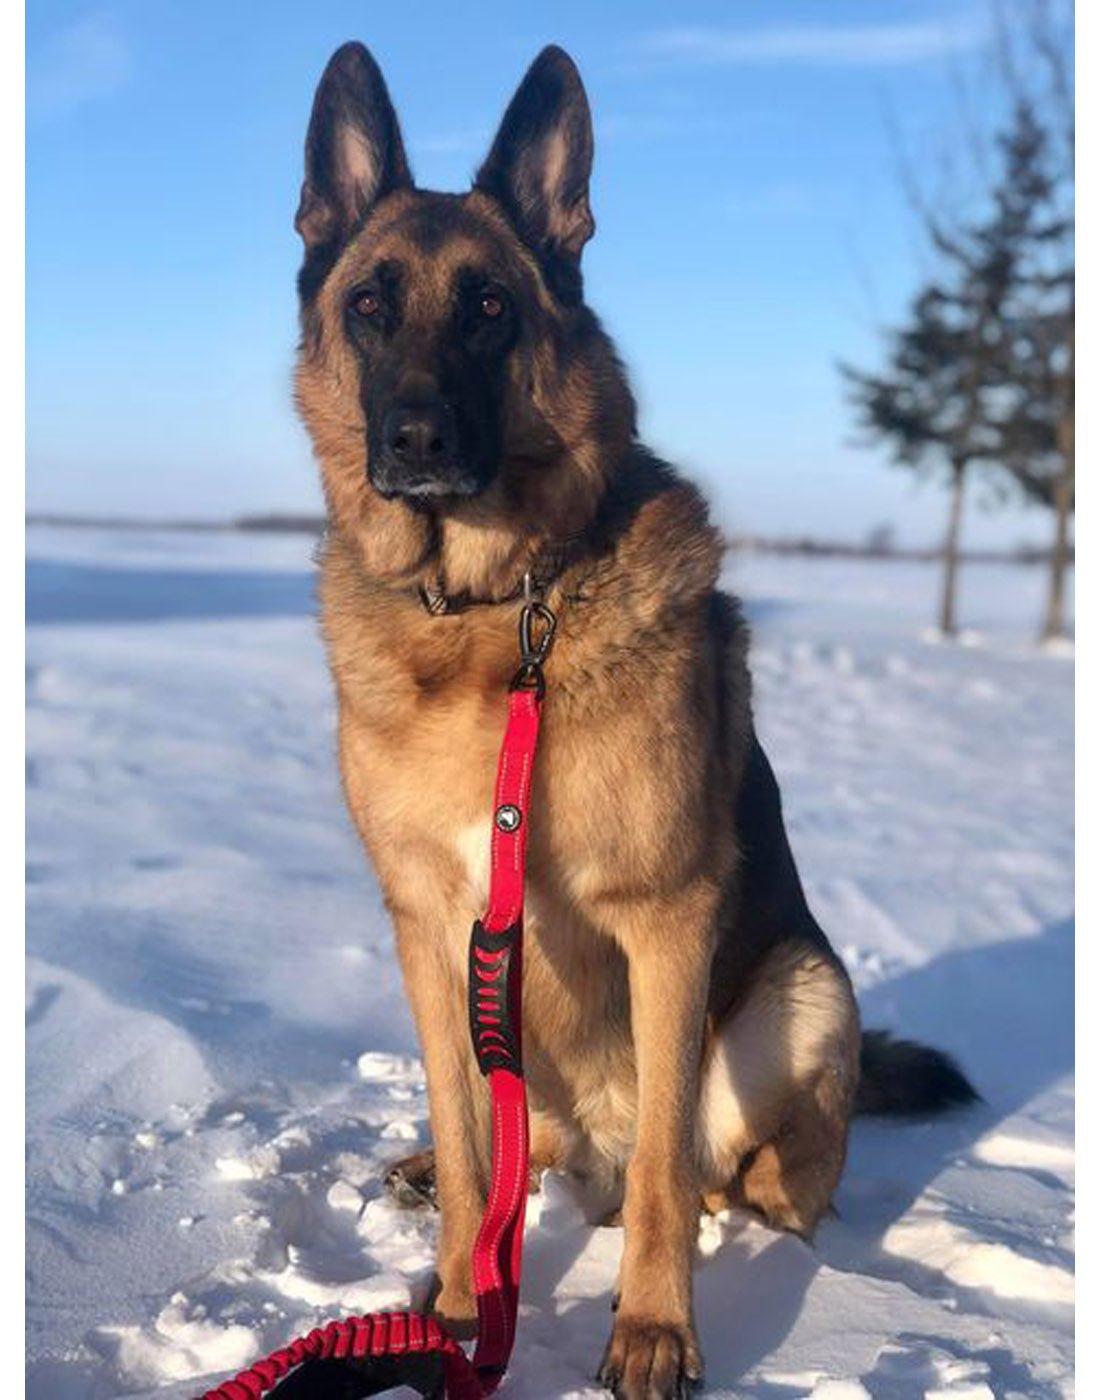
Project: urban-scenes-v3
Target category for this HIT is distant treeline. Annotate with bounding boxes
[25,512,1071,567]
[25,511,324,535]
[727,535,1072,566]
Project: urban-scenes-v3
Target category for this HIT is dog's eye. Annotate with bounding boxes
[352,290,380,318]
[479,292,504,319]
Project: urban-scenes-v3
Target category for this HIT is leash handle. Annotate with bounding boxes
[198,684,546,1400]
[197,1313,483,1399]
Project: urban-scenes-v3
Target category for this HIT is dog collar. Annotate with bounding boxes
[417,535,583,617]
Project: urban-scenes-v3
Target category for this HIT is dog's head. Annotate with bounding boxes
[294,44,634,587]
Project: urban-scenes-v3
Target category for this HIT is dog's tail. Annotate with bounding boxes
[855,1029,980,1117]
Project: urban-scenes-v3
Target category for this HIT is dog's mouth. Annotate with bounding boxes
[367,425,498,505]
[369,466,491,507]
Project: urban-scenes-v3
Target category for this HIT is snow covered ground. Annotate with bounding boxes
[26,525,1074,1399]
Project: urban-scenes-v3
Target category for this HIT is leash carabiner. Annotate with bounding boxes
[511,571,557,697]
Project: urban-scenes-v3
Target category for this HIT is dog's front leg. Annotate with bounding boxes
[394,916,490,1335]
[598,886,716,1398]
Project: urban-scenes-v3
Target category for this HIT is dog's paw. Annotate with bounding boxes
[420,1269,478,1340]
[597,1316,703,1398]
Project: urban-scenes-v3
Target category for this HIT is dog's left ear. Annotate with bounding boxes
[475,46,594,303]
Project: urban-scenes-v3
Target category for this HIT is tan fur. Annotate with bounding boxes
[698,942,859,1196]
[298,180,858,1398]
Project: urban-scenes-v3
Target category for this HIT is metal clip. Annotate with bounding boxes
[519,600,556,667]
[511,577,557,697]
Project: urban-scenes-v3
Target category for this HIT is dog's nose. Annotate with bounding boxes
[383,402,458,469]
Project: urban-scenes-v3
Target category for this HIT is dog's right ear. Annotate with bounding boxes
[295,43,412,259]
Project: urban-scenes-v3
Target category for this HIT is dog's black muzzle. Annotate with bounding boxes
[370,398,486,501]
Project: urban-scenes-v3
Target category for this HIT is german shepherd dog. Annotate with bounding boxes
[294,43,976,1396]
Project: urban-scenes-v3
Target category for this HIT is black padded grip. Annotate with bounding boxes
[468,920,521,1075]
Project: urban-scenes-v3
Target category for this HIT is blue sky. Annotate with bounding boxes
[26,0,1053,546]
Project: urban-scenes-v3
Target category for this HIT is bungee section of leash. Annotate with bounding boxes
[198,582,555,1400]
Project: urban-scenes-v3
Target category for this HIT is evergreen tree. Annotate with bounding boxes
[841,224,1017,635]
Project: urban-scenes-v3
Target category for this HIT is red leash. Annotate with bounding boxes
[198,590,554,1400]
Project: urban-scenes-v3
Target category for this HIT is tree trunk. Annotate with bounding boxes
[939,462,967,637]
[1041,433,1073,642]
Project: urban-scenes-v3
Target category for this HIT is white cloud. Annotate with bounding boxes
[29,13,133,120]
[637,18,987,69]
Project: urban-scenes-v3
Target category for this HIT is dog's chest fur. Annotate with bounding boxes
[316,474,746,1164]
[324,579,644,1153]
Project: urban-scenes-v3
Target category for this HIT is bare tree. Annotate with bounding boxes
[844,2,1073,639]
[993,1,1074,640]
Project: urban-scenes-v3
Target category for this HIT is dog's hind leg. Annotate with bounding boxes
[384,1148,439,1210]
[698,939,860,1237]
